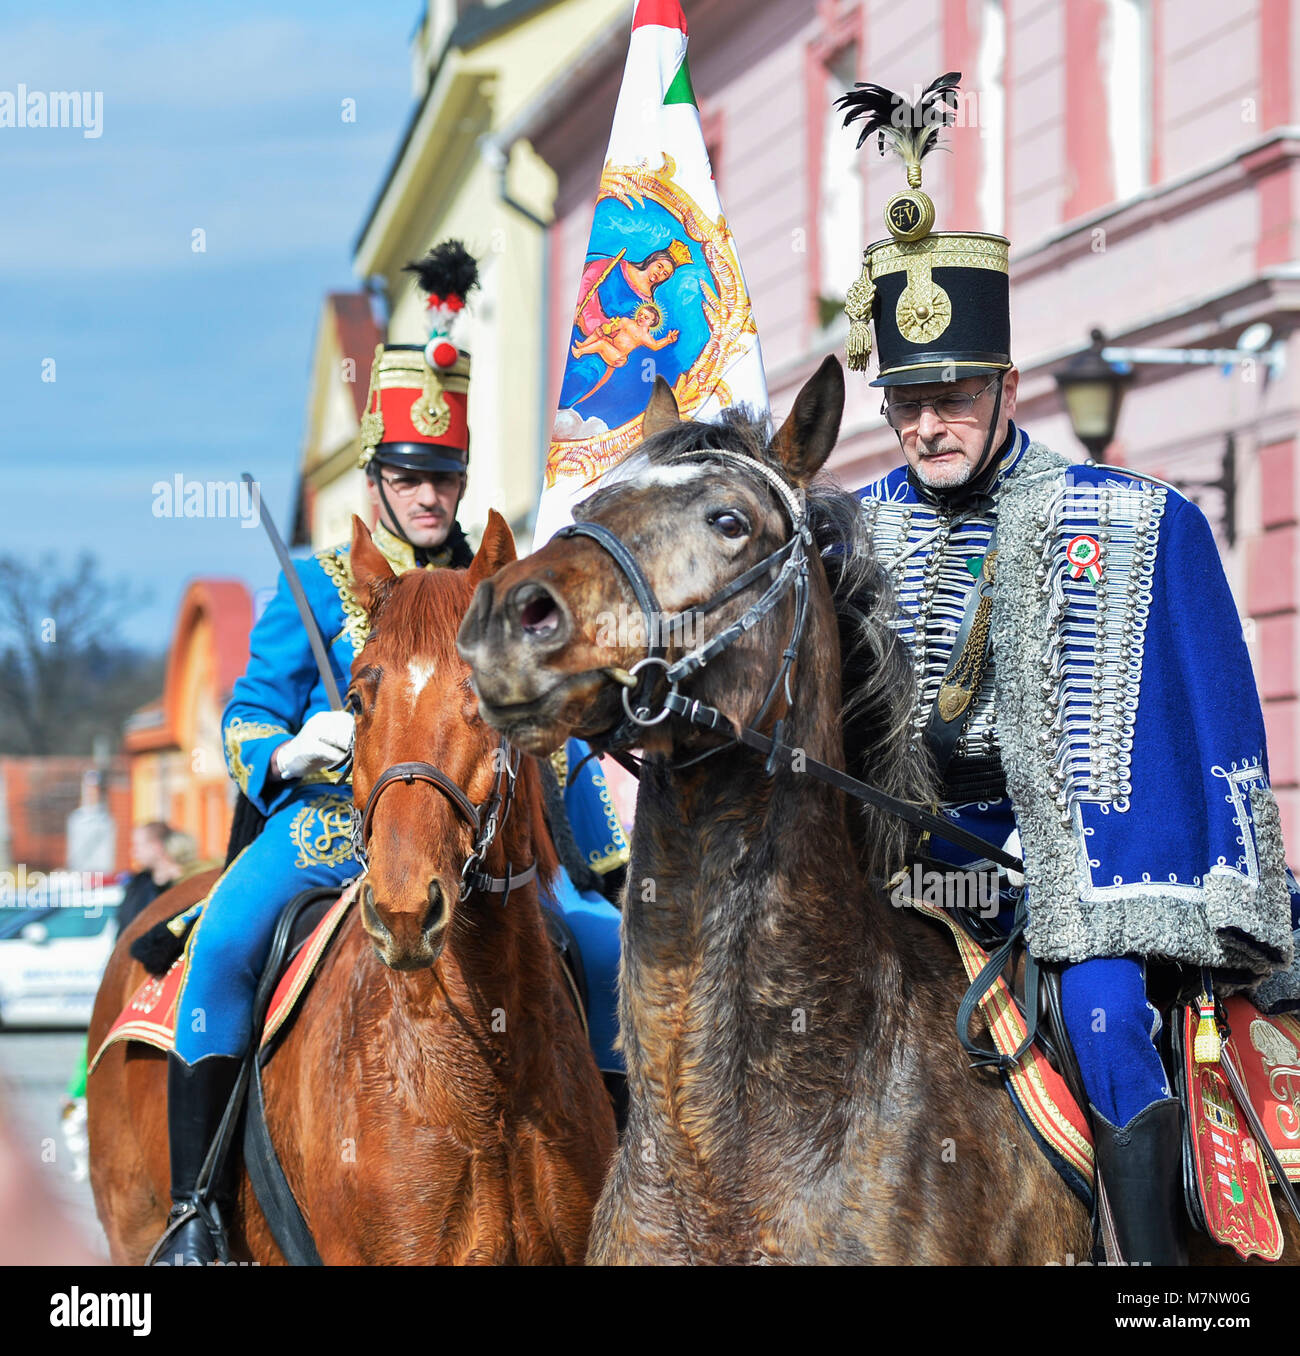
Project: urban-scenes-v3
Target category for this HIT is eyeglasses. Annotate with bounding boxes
[379,472,461,498]
[881,379,999,431]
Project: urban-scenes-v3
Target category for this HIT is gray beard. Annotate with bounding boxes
[913,452,976,490]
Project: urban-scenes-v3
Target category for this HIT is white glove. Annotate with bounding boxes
[273,710,355,780]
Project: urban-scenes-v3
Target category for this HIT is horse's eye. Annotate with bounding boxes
[708,510,749,539]
[344,690,362,716]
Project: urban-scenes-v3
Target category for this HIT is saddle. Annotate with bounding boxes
[912,884,1300,1262]
[96,880,595,1264]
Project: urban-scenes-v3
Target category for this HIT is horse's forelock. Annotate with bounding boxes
[637,403,773,469]
[365,566,476,666]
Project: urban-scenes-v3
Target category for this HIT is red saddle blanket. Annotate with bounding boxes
[90,883,358,1071]
[1182,998,1300,1261]
[1221,996,1300,1183]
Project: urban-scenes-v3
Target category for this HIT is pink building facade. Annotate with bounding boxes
[526,0,1300,843]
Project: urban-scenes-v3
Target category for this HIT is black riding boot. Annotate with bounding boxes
[1093,1097,1188,1266]
[148,1053,242,1266]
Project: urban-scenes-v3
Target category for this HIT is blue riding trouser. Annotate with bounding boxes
[980,894,1172,1126]
[173,788,356,1065]
[1060,956,1173,1127]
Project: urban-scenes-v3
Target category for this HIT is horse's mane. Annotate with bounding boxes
[629,406,935,884]
[364,566,560,890]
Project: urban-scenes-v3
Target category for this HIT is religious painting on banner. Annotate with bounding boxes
[534,0,769,547]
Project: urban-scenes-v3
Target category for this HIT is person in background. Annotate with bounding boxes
[118,822,189,933]
[64,828,206,1178]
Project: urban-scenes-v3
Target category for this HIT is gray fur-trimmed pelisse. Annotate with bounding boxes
[991,444,1296,996]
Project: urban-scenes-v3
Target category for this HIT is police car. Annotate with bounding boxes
[0,883,122,1029]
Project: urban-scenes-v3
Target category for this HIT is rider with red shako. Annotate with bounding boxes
[152,243,627,1265]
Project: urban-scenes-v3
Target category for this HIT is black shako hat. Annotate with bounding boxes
[836,72,1012,387]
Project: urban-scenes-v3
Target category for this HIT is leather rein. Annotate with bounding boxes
[349,738,537,901]
[556,448,1025,876]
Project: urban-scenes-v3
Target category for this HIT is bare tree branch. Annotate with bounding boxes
[0,553,163,756]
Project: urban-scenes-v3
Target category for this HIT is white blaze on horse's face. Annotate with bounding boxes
[406,660,437,705]
[619,464,711,492]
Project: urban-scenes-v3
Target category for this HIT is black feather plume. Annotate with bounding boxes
[403,239,480,301]
[836,71,961,171]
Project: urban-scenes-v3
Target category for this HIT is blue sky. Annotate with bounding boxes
[2,2,424,646]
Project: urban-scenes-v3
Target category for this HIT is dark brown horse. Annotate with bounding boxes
[89,513,617,1264]
[457,359,1300,1265]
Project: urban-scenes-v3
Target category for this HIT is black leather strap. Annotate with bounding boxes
[360,761,479,842]
[245,1055,322,1265]
[555,522,666,642]
[952,898,1040,1071]
[242,888,329,1266]
[462,862,538,896]
[555,521,669,748]
[660,689,1024,873]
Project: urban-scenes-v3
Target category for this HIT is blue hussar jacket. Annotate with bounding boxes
[222,522,445,816]
[221,522,631,875]
[858,425,1300,1009]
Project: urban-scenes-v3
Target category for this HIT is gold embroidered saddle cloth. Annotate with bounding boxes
[91,883,359,1070]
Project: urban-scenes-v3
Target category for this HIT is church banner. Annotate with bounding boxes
[533,0,769,546]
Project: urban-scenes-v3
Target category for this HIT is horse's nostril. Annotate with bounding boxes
[521,597,558,634]
[361,883,391,941]
[423,880,448,936]
[514,585,563,639]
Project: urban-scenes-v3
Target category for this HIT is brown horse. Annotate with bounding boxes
[457,358,1300,1265]
[89,513,617,1264]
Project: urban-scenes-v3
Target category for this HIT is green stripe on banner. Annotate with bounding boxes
[663,57,697,107]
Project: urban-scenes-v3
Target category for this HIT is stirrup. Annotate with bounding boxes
[145,1198,231,1267]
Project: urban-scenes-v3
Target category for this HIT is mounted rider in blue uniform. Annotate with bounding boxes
[155,242,627,1265]
[839,75,1300,1265]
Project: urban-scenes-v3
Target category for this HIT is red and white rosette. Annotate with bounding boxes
[1065,534,1103,585]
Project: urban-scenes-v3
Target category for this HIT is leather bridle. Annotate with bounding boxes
[555,445,1037,1076]
[350,737,537,901]
[553,447,1026,876]
[554,448,813,756]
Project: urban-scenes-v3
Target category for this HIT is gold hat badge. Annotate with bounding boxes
[835,71,962,371]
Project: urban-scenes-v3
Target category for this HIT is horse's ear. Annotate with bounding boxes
[350,514,397,597]
[770,354,845,486]
[467,509,517,586]
[641,376,681,441]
